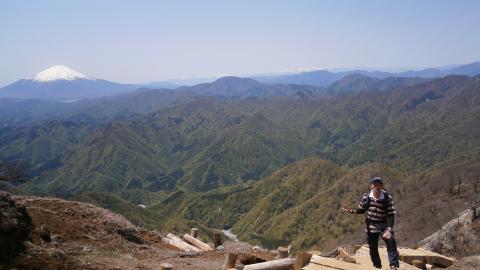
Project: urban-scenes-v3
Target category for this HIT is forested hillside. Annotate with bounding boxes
[2,74,480,250]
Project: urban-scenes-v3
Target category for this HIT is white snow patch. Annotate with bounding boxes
[34,65,93,82]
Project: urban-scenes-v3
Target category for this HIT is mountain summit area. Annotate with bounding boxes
[32,65,92,82]
[0,65,139,101]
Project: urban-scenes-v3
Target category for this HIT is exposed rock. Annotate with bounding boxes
[47,248,66,261]
[418,207,480,257]
[116,228,145,244]
[0,191,34,264]
[447,256,480,270]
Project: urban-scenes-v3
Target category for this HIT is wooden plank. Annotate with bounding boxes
[396,247,454,267]
[304,245,456,270]
[302,263,345,270]
[357,247,421,270]
[309,256,362,270]
[416,248,454,267]
[354,255,420,270]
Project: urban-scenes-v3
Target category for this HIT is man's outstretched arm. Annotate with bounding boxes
[354,193,368,214]
[341,194,367,214]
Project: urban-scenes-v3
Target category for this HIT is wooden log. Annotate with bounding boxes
[243,258,295,270]
[213,230,223,248]
[163,237,196,253]
[276,247,289,259]
[294,251,312,270]
[222,252,238,270]
[183,233,213,251]
[191,228,199,238]
[160,263,173,270]
[164,233,201,252]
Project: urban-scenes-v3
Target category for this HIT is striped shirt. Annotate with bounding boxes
[357,190,396,233]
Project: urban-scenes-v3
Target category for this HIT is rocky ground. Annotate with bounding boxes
[418,207,480,258]
[3,192,480,270]
[446,256,480,269]
[1,194,275,270]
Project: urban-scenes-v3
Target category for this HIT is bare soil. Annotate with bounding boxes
[2,196,275,270]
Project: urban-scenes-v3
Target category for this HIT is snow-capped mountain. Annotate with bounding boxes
[0,65,140,101]
[33,65,92,82]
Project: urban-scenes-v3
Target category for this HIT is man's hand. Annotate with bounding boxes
[382,227,392,240]
[341,203,356,214]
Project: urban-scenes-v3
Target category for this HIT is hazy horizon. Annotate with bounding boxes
[1,0,480,86]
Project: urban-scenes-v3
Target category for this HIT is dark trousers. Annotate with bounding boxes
[367,232,400,268]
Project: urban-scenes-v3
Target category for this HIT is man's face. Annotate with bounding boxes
[370,181,383,192]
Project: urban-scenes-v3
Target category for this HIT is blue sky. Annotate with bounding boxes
[1,0,479,86]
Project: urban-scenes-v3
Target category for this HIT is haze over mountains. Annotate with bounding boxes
[1,59,480,251]
[1,60,479,101]
[254,61,480,86]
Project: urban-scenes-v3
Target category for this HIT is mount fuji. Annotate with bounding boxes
[0,65,140,101]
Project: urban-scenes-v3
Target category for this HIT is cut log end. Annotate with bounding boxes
[191,228,199,238]
[276,247,289,259]
[214,230,223,248]
[222,252,238,270]
[160,263,173,270]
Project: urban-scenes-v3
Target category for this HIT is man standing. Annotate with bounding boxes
[341,176,400,270]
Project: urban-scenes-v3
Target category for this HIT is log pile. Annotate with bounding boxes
[163,233,201,252]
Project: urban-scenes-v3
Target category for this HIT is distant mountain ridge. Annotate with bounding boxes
[176,76,318,97]
[323,74,428,95]
[0,65,140,101]
[2,61,479,101]
[253,61,480,87]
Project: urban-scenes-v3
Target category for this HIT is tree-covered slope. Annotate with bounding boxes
[3,75,479,198]
[147,156,480,251]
